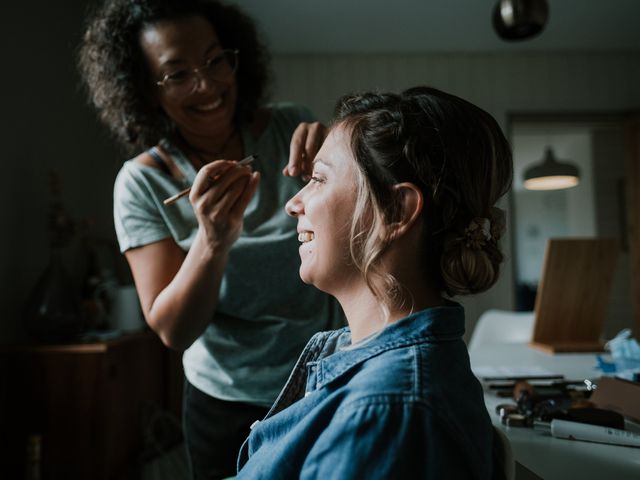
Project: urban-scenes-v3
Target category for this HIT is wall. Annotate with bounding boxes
[592,128,634,338]
[512,129,596,286]
[1,2,122,343]
[2,8,640,345]
[270,51,640,339]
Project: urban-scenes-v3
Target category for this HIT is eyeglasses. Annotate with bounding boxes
[156,49,239,97]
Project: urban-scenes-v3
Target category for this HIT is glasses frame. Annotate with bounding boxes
[155,49,239,95]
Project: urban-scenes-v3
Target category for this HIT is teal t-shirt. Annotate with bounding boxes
[113,103,343,405]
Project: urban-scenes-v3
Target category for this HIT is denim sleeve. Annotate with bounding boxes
[300,396,472,479]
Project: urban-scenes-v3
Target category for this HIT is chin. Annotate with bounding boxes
[300,273,335,298]
[298,267,314,286]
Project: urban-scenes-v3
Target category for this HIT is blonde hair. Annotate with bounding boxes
[348,162,405,322]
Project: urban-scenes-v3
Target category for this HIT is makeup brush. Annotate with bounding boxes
[163,155,256,206]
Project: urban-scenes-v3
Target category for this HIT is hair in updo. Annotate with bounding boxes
[333,86,513,304]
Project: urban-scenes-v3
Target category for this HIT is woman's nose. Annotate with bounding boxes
[191,70,221,94]
[285,191,304,217]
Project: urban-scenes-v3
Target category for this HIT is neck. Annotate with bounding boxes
[334,285,386,343]
[334,265,443,344]
[176,126,242,162]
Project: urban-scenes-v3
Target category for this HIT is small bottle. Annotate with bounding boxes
[25,434,42,480]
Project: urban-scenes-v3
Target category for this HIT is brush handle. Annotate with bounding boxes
[163,155,256,206]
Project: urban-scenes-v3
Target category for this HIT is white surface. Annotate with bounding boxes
[468,310,535,353]
[470,343,640,479]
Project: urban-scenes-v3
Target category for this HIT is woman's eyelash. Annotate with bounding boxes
[309,176,325,184]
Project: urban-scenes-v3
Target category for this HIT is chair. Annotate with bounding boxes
[468,309,535,353]
[492,426,515,480]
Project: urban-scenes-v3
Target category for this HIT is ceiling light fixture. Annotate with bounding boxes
[523,147,580,191]
[493,0,549,41]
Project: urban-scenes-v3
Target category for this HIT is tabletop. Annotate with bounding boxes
[469,343,640,479]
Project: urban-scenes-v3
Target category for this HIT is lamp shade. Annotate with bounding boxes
[523,147,580,191]
[493,0,549,41]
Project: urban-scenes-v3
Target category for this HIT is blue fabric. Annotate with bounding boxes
[236,303,494,479]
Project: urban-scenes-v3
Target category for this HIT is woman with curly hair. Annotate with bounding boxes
[236,86,513,478]
[78,0,341,478]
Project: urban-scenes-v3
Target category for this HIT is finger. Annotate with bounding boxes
[190,160,234,197]
[304,122,326,162]
[196,173,251,218]
[191,162,252,203]
[229,172,260,218]
[199,175,250,216]
[285,123,309,177]
[215,174,252,218]
[299,122,326,177]
[196,158,253,188]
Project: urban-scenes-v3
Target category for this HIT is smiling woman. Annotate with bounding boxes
[77,0,343,478]
[138,15,239,148]
[238,86,513,478]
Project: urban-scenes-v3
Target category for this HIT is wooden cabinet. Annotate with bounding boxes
[0,331,183,480]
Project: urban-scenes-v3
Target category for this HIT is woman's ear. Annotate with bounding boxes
[388,182,424,239]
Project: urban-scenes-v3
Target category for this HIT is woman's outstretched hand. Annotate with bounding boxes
[190,159,260,252]
[283,121,327,179]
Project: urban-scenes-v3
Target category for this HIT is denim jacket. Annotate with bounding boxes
[237,304,494,479]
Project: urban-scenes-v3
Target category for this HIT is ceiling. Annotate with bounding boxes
[227,0,640,54]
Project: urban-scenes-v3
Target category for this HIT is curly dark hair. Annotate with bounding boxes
[334,86,513,299]
[78,0,271,153]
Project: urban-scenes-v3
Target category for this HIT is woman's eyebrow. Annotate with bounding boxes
[204,42,222,54]
[313,157,333,169]
[161,42,221,65]
[161,58,183,66]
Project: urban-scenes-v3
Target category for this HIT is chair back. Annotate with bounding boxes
[492,426,515,480]
[468,309,535,353]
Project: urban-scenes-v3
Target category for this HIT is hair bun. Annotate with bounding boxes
[440,224,504,296]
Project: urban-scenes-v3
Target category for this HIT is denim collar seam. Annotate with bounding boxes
[316,328,462,389]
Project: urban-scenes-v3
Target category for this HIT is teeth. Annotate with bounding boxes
[195,97,222,111]
[298,232,315,243]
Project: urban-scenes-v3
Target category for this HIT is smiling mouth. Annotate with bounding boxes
[298,232,315,243]
[193,97,223,112]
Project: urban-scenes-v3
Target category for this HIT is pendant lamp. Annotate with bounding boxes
[523,147,580,191]
[493,0,549,41]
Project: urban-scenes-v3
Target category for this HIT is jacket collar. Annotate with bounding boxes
[310,302,465,390]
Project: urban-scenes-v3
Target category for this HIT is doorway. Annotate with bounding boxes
[509,114,634,339]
